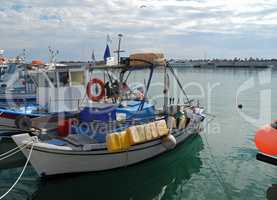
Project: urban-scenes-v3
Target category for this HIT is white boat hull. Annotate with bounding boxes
[12,126,200,176]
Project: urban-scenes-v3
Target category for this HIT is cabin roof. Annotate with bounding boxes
[89,63,165,71]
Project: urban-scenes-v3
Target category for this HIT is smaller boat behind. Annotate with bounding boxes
[0,50,36,105]
[0,61,88,130]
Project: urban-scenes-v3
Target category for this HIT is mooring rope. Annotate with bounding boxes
[0,141,35,200]
[0,142,33,161]
[0,142,31,159]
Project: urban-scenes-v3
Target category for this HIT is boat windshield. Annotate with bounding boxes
[31,70,85,88]
[58,70,85,86]
[58,71,69,86]
[70,71,85,86]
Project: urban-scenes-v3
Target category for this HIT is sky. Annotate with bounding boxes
[1,0,277,61]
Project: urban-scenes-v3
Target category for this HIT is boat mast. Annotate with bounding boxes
[48,46,59,67]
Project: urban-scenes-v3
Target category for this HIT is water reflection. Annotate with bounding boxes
[33,136,204,200]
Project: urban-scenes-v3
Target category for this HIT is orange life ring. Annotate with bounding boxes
[86,79,105,101]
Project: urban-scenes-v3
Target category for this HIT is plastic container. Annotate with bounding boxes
[155,120,169,136]
[127,126,140,145]
[106,133,121,152]
[106,131,130,152]
[178,117,187,129]
[144,123,153,140]
[149,122,159,138]
[136,125,146,142]
[167,116,177,129]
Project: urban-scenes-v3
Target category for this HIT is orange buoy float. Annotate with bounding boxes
[86,78,105,101]
[255,120,277,156]
[31,60,44,65]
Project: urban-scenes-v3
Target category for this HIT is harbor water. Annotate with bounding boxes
[0,67,276,200]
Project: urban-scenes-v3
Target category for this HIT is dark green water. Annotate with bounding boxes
[0,68,276,200]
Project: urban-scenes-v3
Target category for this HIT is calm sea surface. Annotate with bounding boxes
[0,67,276,200]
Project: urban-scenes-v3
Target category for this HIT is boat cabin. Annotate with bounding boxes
[28,63,90,112]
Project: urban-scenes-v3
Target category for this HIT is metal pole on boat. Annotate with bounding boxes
[163,64,168,114]
[114,34,125,65]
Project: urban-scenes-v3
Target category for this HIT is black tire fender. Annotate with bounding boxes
[15,115,32,130]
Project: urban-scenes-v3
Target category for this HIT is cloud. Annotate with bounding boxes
[1,0,277,60]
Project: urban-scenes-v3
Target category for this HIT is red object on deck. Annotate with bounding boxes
[57,119,71,138]
[255,122,277,156]
[31,60,44,65]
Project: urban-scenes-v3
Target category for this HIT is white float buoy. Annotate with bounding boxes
[162,134,177,150]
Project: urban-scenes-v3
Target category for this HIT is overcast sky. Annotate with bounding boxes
[1,0,277,61]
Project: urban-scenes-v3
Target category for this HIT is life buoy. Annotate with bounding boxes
[86,79,105,101]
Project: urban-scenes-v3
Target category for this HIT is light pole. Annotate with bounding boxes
[114,33,125,65]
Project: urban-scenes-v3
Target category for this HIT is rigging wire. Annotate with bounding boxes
[167,63,191,105]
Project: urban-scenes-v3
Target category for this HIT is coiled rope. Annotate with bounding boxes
[0,140,35,200]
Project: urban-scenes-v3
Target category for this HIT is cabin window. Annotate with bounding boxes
[58,71,69,86]
[35,74,50,87]
[70,71,84,85]
[47,72,57,87]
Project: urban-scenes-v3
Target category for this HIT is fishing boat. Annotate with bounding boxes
[11,50,205,176]
[0,50,36,105]
[0,61,89,130]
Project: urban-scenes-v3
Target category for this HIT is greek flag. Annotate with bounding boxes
[103,44,111,64]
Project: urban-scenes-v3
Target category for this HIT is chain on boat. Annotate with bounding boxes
[0,138,36,200]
